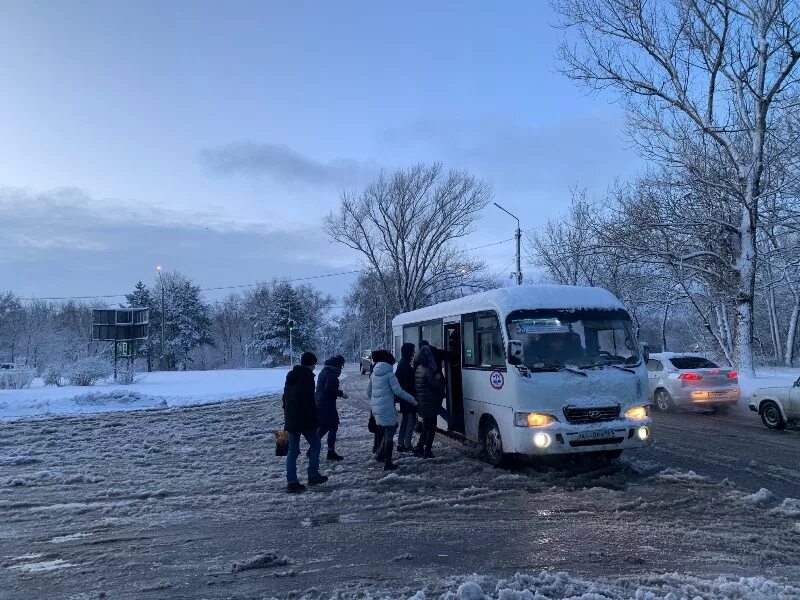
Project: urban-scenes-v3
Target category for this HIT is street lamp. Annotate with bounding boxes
[493,203,523,285]
[156,265,166,370]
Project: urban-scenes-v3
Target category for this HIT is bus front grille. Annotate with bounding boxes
[563,405,620,424]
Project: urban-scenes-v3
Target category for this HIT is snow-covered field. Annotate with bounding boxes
[2,367,800,599]
[0,368,290,420]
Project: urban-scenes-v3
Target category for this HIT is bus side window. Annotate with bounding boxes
[477,312,504,368]
[463,318,476,367]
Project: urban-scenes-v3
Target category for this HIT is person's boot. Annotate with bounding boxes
[286,481,306,493]
[307,473,329,486]
[327,450,344,461]
[413,444,424,457]
[397,444,409,453]
[384,462,399,471]
[423,449,435,459]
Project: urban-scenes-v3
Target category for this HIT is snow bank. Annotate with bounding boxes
[407,570,800,600]
[742,488,777,506]
[0,367,290,421]
[739,367,799,397]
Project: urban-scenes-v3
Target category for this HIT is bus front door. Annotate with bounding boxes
[445,323,465,433]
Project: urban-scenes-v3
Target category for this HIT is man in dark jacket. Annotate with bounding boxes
[394,343,416,452]
[316,355,348,461]
[413,345,445,459]
[283,352,328,493]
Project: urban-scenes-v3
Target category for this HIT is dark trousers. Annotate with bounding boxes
[415,413,437,454]
[318,422,338,452]
[381,425,397,466]
[373,428,385,455]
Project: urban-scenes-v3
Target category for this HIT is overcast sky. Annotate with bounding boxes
[0,0,640,303]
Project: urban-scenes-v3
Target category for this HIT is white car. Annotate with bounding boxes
[749,378,800,429]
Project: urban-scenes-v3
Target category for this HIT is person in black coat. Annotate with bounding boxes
[413,345,445,459]
[395,343,417,452]
[283,352,328,493]
[315,355,348,461]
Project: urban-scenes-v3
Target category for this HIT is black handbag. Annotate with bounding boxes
[367,412,378,433]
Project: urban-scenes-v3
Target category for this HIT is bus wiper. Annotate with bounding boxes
[530,360,587,377]
[561,365,588,377]
[608,364,636,374]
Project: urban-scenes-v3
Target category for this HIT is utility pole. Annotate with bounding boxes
[493,203,523,285]
[156,265,166,369]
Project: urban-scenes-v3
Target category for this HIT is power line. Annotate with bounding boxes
[20,231,535,301]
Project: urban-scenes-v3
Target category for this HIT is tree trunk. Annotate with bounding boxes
[767,283,783,363]
[734,205,757,377]
[785,301,800,367]
[661,303,669,353]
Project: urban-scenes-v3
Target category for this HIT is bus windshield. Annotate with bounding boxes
[506,309,640,371]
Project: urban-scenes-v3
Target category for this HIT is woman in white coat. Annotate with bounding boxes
[368,350,416,470]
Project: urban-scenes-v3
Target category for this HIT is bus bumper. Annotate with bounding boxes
[512,420,653,455]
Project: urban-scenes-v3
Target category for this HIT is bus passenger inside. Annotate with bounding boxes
[528,331,585,367]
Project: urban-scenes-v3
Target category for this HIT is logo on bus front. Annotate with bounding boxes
[489,371,504,390]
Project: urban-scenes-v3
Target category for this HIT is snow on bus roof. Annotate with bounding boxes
[392,285,626,327]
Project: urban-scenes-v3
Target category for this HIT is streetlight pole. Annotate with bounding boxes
[156,265,165,370]
[493,203,523,285]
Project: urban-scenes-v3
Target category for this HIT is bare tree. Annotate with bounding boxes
[324,163,493,312]
[556,0,800,374]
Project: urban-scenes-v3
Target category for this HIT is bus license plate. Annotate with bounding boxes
[575,430,615,441]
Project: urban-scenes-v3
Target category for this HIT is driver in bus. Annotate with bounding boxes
[545,332,584,365]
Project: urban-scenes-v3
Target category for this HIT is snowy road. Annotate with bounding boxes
[1,366,800,599]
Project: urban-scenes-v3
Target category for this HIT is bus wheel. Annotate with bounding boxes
[481,418,506,467]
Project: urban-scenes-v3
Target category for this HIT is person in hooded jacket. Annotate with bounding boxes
[368,350,416,470]
[315,355,348,461]
[394,342,417,452]
[282,352,328,493]
[413,345,445,459]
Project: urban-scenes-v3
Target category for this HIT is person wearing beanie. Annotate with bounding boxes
[315,355,348,461]
[395,343,417,452]
[368,350,416,471]
[282,351,328,493]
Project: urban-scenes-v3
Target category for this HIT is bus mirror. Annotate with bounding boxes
[640,342,650,363]
[508,340,524,366]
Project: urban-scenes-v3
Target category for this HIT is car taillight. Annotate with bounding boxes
[728,371,738,379]
[679,373,702,381]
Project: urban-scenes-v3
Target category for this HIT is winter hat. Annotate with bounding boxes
[335,354,346,368]
[300,352,317,367]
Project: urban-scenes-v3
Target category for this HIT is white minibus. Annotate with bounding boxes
[392,285,653,465]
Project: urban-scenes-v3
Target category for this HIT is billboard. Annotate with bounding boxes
[92,308,149,341]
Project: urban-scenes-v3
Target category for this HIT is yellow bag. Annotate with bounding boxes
[275,430,289,456]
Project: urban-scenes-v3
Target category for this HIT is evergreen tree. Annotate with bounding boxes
[155,272,213,370]
[126,281,155,371]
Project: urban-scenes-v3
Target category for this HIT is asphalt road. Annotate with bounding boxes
[1,366,799,599]
[643,405,800,499]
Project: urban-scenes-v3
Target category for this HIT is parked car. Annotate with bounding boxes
[0,363,14,370]
[359,353,373,375]
[749,378,800,430]
[646,353,739,412]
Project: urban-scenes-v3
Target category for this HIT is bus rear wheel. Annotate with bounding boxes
[480,417,506,467]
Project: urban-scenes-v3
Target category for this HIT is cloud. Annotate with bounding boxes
[0,186,287,235]
[199,141,377,187]
[0,187,357,300]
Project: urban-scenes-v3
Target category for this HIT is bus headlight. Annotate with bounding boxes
[625,406,649,420]
[637,426,650,441]
[533,432,552,448]
[514,412,558,427]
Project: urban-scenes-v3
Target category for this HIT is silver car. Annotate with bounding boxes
[646,353,740,412]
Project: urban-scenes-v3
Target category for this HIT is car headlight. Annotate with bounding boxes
[514,412,558,427]
[625,405,649,420]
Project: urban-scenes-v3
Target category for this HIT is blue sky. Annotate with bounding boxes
[0,0,640,302]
